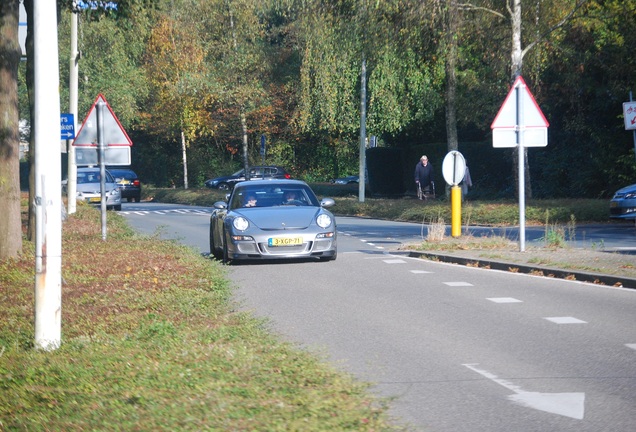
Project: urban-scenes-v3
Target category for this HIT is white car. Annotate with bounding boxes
[64,168,122,211]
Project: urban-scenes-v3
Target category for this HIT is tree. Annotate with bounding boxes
[455,0,590,198]
[143,5,211,189]
[0,0,22,259]
[295,0,444,180]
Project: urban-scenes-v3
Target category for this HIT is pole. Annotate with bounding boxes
[67,10,78,214]
[34,0,62,351]
[358,56,366,203]
[451,186,461,237]
[631,92,636,163]
[517,83,526,252]
[97,102,107,240]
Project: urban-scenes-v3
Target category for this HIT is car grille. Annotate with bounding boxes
[258,242,311,255]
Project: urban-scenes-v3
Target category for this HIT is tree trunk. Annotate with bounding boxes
[445,0,459,154]
[510,0,532,199]
[24,0,36,241]
[445,1,459,198]
[0,0,23,259]
[240,109,249,178]
[181,130,188,189]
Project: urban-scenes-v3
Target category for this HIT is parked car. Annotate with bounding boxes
[64,167,122,211]
[331,175,359,184]
[609,182,636,219]
[209,179,337,263]
[108,168,141,202]
[204,165,291,190]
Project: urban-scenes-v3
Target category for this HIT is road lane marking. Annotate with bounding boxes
[444,282,474,287]
[625,344,636,350]
[487,297,523,303]
[120,208,211,216]
[410,270,433,274]
[463,363,585,419]
[383,259,407,264]
[544,317,587,324]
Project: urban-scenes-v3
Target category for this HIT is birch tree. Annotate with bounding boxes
[457,0,589,197]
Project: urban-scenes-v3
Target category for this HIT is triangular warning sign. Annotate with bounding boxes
[491,76,549,129]
[73,94,133,147]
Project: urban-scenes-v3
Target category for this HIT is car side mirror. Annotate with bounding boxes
[320,198,335,208]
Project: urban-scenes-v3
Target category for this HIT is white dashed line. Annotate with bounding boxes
[544,317,587,324]
[383,259,407,264]
[626,344,636,350]
[444,282,474,287]
[410,270,433,274]
[487,297,523,303]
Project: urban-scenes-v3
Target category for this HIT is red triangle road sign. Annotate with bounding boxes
[72,94,133,147]
[491,76,549,129]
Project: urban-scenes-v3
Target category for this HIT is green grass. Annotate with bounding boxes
[0,203,400,431]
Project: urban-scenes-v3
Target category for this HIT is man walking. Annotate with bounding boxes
[414,155,434,199]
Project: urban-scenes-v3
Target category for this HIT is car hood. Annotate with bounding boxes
[76,183,117,193]
[234,207,325,230]
[616,183,636,195]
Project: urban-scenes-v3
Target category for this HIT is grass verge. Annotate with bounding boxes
[0,203,400,431]
[146,186,611,225]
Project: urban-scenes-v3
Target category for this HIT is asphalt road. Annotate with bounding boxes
[120,202,636,431]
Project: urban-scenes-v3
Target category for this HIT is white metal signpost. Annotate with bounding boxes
[442,151,467,237]
[73,94,133,240]
[73,93,133,165]
[491,76,549,251]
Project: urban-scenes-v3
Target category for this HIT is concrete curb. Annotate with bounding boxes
[401,251,636,290]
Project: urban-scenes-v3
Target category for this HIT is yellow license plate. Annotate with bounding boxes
[89,197,101,203]
[610,201,618,208]
[268,236,303,247]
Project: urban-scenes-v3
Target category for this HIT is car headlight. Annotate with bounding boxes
[316,214,332,228]
[233,217,249,231]
[625,192,636,199]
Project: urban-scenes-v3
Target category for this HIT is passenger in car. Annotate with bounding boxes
[283,190,303,205]
[244,195,257,207]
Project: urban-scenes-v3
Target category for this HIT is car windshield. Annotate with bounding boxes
[229,184,320,210]
[77,171,114,184]
[110,170,136,180]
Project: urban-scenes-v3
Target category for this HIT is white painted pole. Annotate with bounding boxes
[358,56,366,203]
[67,10,78,214]
[97,102,108,240]
[34,0,63,350]
[517,82,526,252]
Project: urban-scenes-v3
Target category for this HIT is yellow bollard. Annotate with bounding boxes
[451,185,461,237]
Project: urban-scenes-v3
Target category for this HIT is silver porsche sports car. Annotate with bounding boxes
[209,179,337,263]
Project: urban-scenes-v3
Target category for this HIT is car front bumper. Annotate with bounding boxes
[227,234,336,260]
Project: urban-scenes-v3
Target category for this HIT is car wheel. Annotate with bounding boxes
[218,183,230,191]
[114,204,122,211]
[222,237,229,264]
[209,227,223,260]
[134,195,141,203]
[127,197,133,202]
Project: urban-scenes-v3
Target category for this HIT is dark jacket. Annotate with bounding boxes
[414,161,433,188]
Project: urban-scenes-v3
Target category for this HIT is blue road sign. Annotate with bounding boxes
[61,113,75,140]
